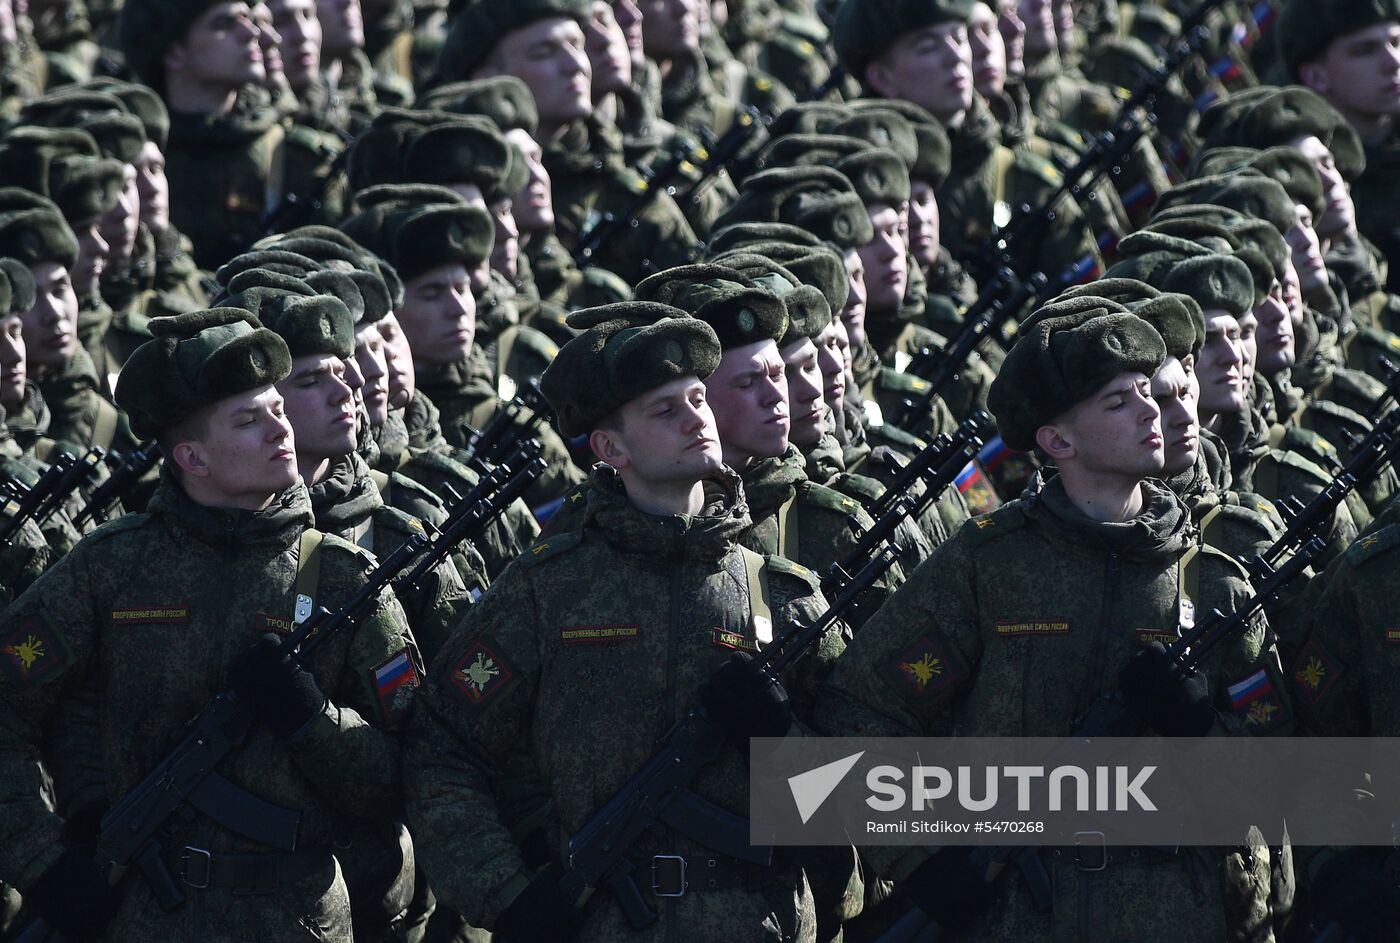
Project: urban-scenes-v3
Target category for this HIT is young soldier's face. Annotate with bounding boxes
[1236,310,1257,385]
[840,249,867,347]
[1017,0,1055,56]
[781,336,826,449]
[866,21,973,124]
[507,128,555,233]
[1290,135,1356,241]
[135,142,171,236]
[0,310,25,410]
[167,2,266,90]
[100,165,141,268]
[638,0,698,61]
[1195,311,1247,418]
[72,219,110,298]
[907,180,941,270]
[1151,356,1198,476]
[485,17,592,129]
[968,1,1007,99]
[269,0,322,90]
[377,312,417,407]
[1302,22,1400,124]
[1049,371,1164,480]
[856,204,908,313]
[20,262,77,372]
[815,319,847,419]
[489,198,520,281]
[354,324,391,428]
[182,386,300,503]
[586,0,632,94]
[600,376,723,482]
[1287,204,1329,295]
[278,353,358,462]
[705,339,789,467]
[318,0,365,56]
[1254,281,1296,376]
[399,263,475,365]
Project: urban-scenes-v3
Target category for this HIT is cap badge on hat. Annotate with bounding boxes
[249,346,269,373]
[737,308,756,333]
[833,215,854,241]
[664,340,685,364]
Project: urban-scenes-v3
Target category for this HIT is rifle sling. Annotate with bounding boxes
[738,546,775,647]
[293,528,324,626]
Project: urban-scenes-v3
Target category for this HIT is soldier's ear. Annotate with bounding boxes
[863,60,900,100]
[169,440,211,479]
[1034,422,1075,462]
[589,426,631,470]
[1297,61,1329,95]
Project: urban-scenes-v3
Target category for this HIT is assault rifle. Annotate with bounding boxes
[73,442,161,529]
[258,131,354,240]
[0,449,105,543]
[1253,404,1400,576]
[551,544,900,932]
[460,377,554,474]
[877,538,1324,943]
[13,460,540,942]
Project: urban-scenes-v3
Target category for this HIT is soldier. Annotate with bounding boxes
[437,0,701,284]
[404,300,838,941]
[816,301,1291,942]
[0,307,418,941]
[831,0,1102,284]
[0,198,138,454]
[631,262,901,617]
[1275,0,1400,294]
[119,0,288,268]
[340,187,586,507]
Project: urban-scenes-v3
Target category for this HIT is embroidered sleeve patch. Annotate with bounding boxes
[711,628,758,653]
[996,620,1069,637]
[1386,628,1400,645]
[1,617,71,686]
[254,613,295,636]
[372,650,421,723]
[879,634,967,700]
[1292,637,1343,706]
[110,606,190,624]
[448,639,517,709]
[1226,668,1291,734]
[560,625,640,644]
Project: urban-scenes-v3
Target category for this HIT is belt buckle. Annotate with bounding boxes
[181,846,212,889]
[651,855,688,897]
[1074,831,1109,872]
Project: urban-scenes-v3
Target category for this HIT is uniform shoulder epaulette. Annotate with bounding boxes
[518,530,585,568]
[388,471,449,526]
[1342,523,1400,569]
[373,505,429,540]
[1227,490,1283,527]
[831,472,885,506]
[877,368,932,395]
[796,479,869,523]
[1214,498,1284,541]
[318,529,378,568]
[1277,425,1340,468]
[83,510,151,544]
[1011,148,1064,188]
[1266,446,1331,485]
[867,424,928,453]
[509,324,561,364]
[283,122,344,159]
[963,503,1027,544]
[1194,539,1252,581]
[1304,396,1369,433]
[761,552,820,592]
[1324,366,1387,404]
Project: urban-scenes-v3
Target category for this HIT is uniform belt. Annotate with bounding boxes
[1051,831,1180,872]
[163,844,332,895]
[641,851,772,897]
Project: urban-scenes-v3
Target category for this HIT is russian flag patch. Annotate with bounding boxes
[372,650,421,724]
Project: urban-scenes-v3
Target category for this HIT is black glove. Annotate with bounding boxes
[61,798,110,845]
[700,651,792,742]
[902,846,997,932]
[494,866,583,943]
[1117,642,1216,737]
[26,845,121,938]
[229,633,325,737]
[1312,848,1400,940]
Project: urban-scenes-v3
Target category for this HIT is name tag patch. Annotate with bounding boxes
[711,628,758,653]
[254,613,295,636]
[996,620,1069,637]
[111,606,190,624]
[560,625,640,645]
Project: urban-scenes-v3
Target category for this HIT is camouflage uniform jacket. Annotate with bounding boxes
[309,452,469,659]
[0,474,418,940]
[816,475,1291,942]
[35,347,138,452]
[404,465,837,940]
